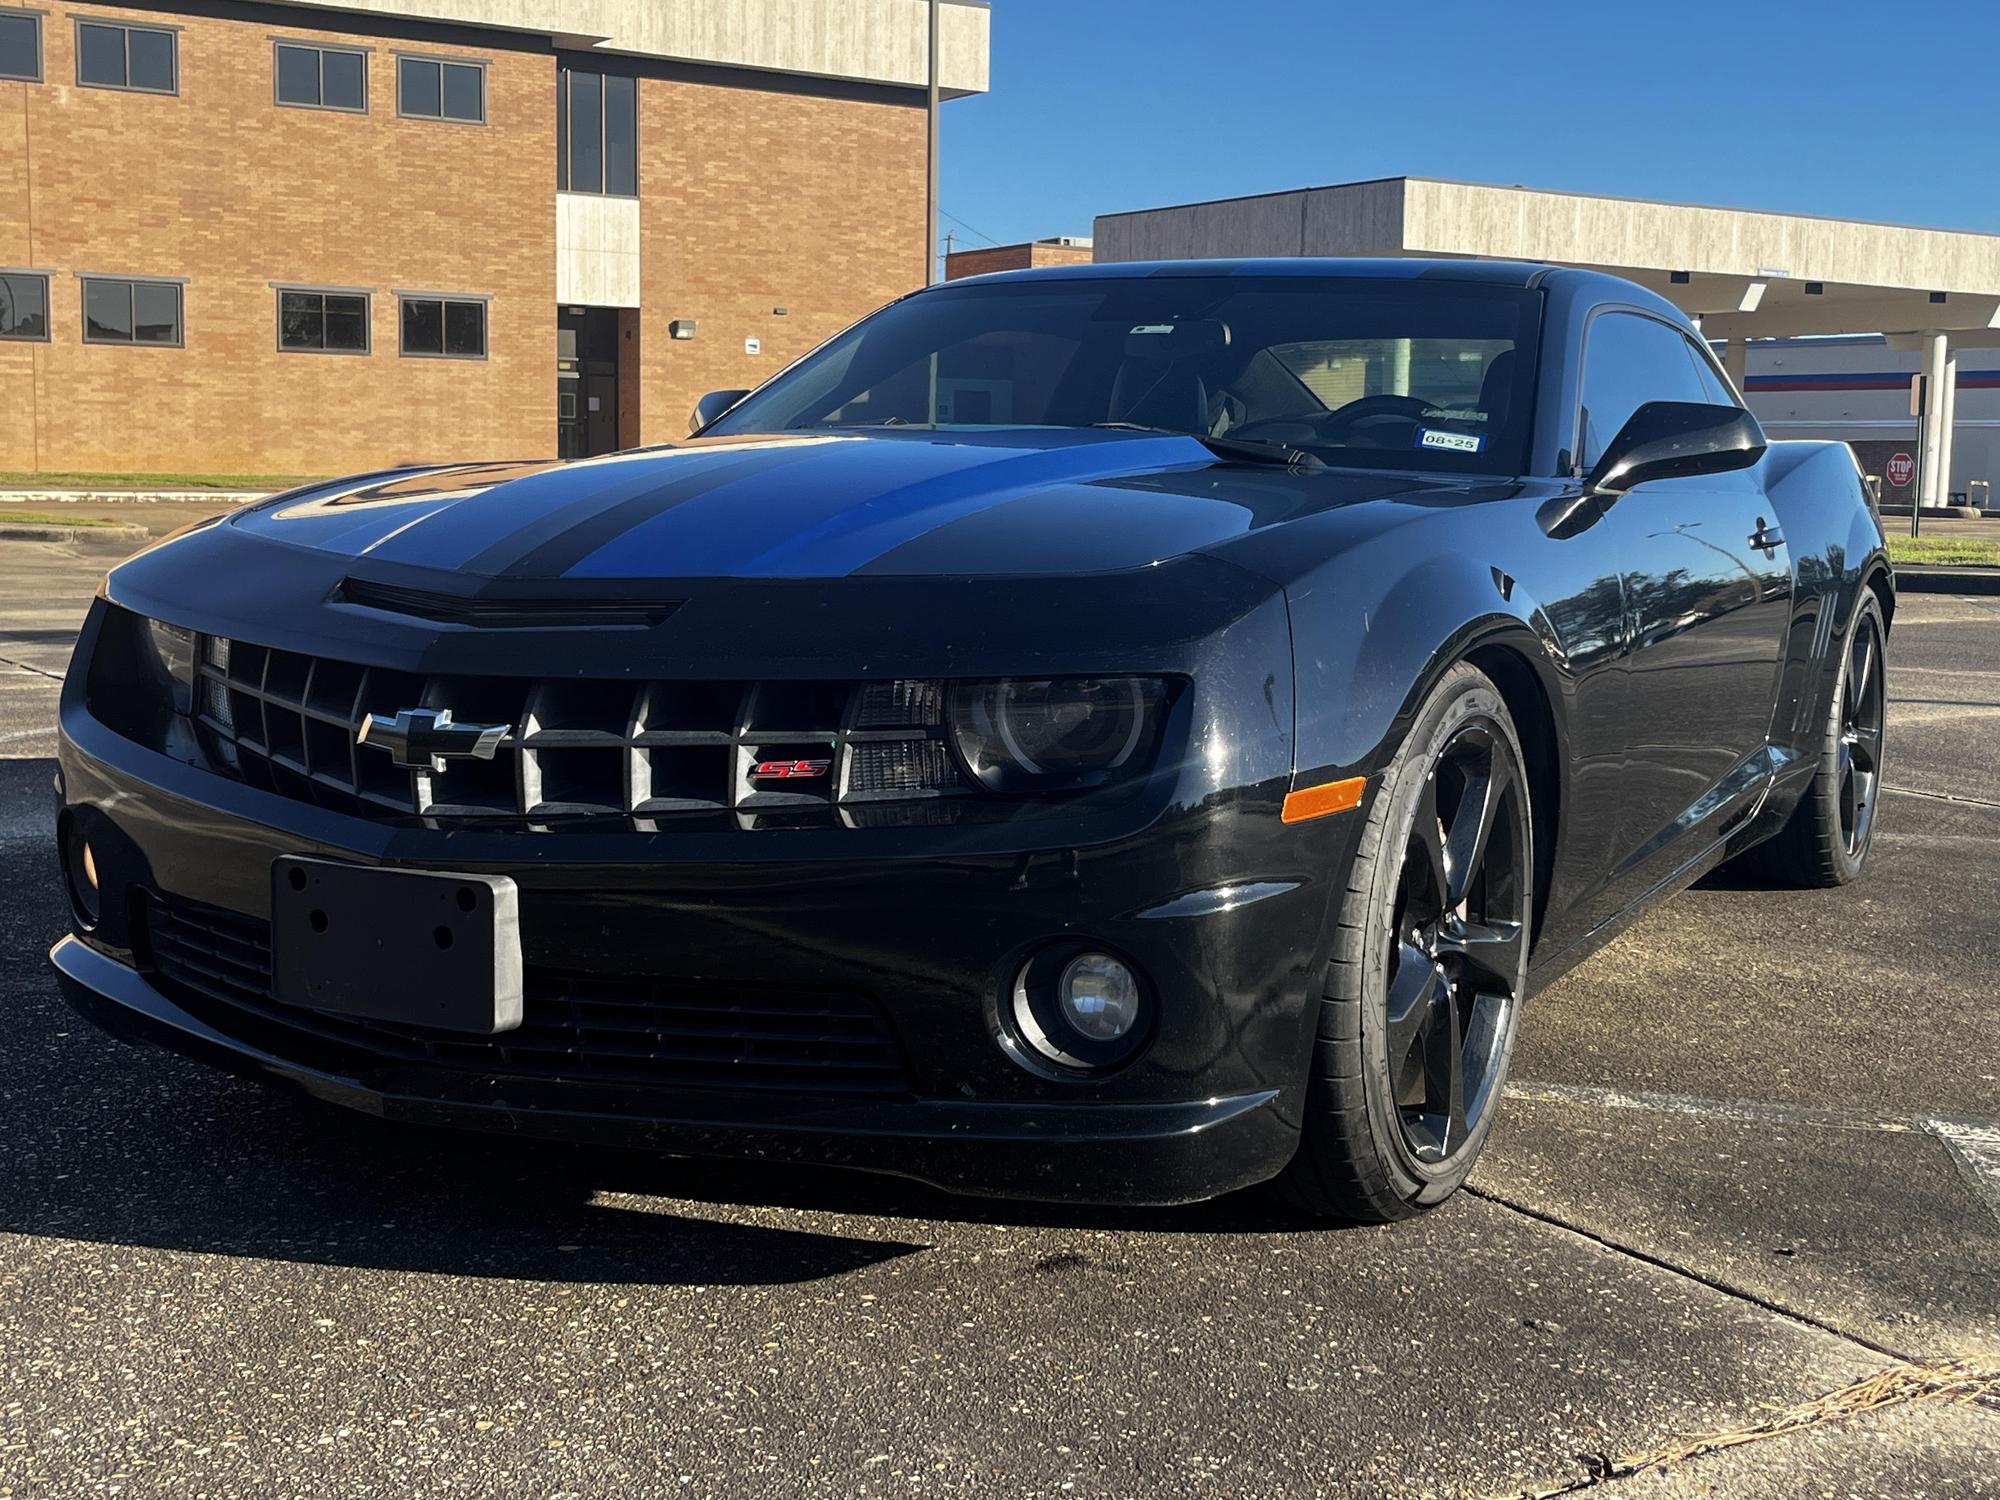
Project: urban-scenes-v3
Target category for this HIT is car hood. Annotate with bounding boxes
[226,429,1464,582]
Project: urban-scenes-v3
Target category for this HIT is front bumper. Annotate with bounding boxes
[53,628,1361,1204]
[52,935,1291,1203]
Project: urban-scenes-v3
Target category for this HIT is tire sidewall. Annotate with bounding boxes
[1354,667,1534,1207]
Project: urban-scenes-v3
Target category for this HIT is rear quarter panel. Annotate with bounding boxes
[1759,440,1892,769]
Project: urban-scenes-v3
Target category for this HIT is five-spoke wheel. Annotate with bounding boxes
[1836,611,1886,860]
[1278,663,1533,1221]
[1385,724,1528,1166]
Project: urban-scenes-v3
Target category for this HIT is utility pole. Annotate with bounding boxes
[926,0,940,286]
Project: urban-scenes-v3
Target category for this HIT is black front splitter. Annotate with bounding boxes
[50,936,1295,1207]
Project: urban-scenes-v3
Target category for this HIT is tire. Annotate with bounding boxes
[1275,664,1534,1223]
[1733,589,1887,889]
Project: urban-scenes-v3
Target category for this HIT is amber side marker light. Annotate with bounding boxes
[1282,775,1366,825]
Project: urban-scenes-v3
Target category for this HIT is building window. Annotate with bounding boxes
[75,20,177,94]
[397,55,483,123]
[557,67,636,195]
[278,288,369,353]
[275,42,367,112]
[399,295,486,359]
[0,272,49,341]
[0,11,43,83]
[82,278,184,346]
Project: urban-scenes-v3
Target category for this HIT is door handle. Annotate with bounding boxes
[1749,518,1784,550]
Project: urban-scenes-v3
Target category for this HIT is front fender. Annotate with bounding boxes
[1286,544,1566,787]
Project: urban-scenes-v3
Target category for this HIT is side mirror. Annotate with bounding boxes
[688,389,750,436]
[1586,401,1766,496]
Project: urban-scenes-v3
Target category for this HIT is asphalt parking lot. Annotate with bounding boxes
[1,531,1995,1498]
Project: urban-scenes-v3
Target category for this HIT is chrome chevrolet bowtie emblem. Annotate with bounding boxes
[359,707,509,772]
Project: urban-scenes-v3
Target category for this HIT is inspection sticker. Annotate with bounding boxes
[1419,428,1484,453]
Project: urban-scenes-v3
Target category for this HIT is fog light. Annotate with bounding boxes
[1057,952,1140,1041]
[1010,946,1152,1073]
[61,818,101,930]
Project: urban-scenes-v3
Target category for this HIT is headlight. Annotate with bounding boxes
[949,676,1169,793]
[141,618,197,716]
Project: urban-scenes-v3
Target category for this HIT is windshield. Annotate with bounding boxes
[708,275,1542,475]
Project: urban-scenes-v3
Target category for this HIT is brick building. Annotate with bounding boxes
[0,0,990,476]
[944,236,1092,280]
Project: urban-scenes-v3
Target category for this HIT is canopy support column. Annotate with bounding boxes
[1918,332,1950,508]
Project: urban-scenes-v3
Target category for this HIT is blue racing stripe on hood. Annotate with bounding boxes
[562,434,1217,579]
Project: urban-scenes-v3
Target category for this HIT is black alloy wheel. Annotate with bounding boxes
[1729,588,1888,889]
[1836,610,1886,860]
[1385,723,1529,1167]
[1277,663,1534,1222]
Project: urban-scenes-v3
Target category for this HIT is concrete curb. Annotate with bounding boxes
[1895,565,2000,597]
[0,522,152,545]
[1878,504,1991,520]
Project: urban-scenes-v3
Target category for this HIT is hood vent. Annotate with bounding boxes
[333,576,683,629]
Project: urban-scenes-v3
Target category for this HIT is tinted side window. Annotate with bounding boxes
[1578,312,1710,468]
[1685,337,1739,406]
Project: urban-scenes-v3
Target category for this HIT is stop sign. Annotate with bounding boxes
[1886,452,1916,488]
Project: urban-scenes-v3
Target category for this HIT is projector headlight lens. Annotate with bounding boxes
[949,676,1169,793]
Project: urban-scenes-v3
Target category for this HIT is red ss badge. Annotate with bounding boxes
[752,759,831,780]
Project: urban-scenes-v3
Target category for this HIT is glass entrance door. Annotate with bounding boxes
[557,306,621,460]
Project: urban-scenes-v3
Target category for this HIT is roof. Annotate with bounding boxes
[1094,178,2000,342]
[931,256,1562,287]
[249,0,990,95]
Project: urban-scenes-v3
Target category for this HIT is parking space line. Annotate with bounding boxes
[1504,1079,1925,1134]
[0,727,55,744]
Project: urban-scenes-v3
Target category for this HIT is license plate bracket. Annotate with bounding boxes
[270,857,523,1034]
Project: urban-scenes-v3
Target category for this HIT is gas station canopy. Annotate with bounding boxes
[1095,176,2000,505]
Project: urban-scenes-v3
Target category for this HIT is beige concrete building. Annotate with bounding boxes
[1097,176,2000,508]
[0,0,989,477]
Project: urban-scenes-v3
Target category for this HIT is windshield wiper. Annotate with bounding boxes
[1089,422,1326,472]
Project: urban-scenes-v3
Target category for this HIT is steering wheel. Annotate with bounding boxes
[1235,394,1437,453]
[1317,393,1434,435]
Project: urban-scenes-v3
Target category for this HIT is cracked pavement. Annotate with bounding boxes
[1,533,1995,1497]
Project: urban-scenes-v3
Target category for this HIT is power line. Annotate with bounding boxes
[938,208,1003,248]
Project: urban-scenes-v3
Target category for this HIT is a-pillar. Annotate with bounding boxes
[1918,331,1950,507]
[1723,338,1748,398]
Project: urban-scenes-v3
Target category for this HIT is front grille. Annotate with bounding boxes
[144,895,912,1097]
[192,635,966,821]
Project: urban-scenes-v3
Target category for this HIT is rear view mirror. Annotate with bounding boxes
[1587,401,1766,495]
[1121,319,1231,361]
[689,388,750,436]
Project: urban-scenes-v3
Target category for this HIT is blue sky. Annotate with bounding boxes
[940,0,2000,251]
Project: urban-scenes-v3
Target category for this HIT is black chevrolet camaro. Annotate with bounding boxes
[50,260,1891,1222]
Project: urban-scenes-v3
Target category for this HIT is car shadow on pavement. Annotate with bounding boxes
[1,1052,1316,1286]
